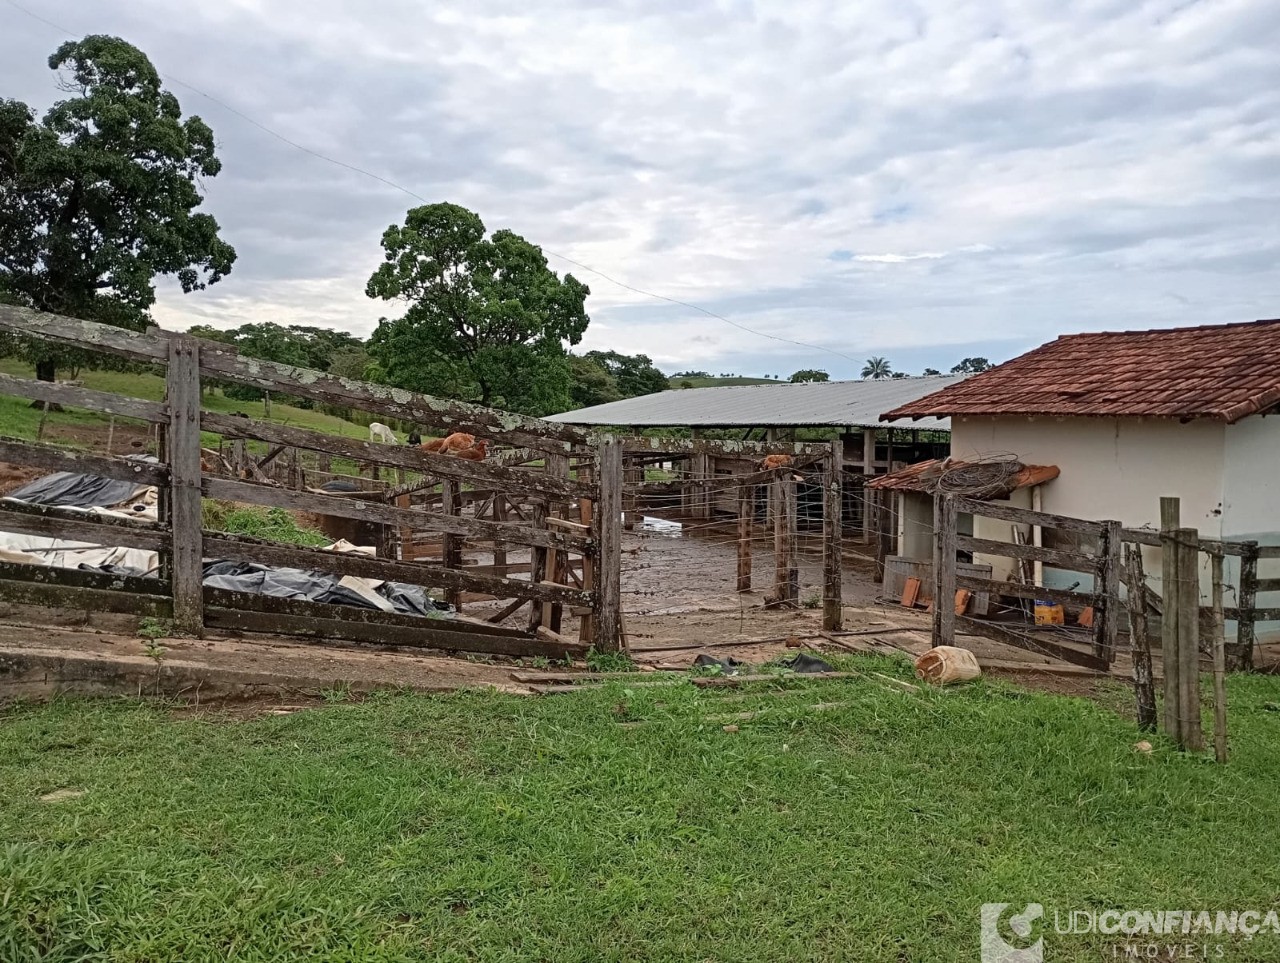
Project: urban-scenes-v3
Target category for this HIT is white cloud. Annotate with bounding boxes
[2,0,1278,379]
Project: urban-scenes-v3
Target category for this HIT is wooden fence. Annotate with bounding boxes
[0,305,623,658]
[621,436,843,631]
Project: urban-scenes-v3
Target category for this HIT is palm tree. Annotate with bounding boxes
[861,356,892,380]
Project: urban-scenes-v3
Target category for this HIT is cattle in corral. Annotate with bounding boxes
[369,422,397,444]
[761,453,794,471]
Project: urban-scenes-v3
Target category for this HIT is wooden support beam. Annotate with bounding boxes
[165,337,204,637]
[932,494,957,648]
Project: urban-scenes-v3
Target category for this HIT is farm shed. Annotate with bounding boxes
[547,375,963,533]
[881,318,1280,640]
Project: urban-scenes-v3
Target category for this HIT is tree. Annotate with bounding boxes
[567,354,621,408]
[891,371,908,379]
[0,36,236,381]
[951,357,992,374]
[366,203,589,415]
[922,367,942,376]
[583,350,667,398]
[789,368,829,383]
[861,357,892,379]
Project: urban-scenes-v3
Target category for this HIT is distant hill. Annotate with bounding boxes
[666,376,779,389]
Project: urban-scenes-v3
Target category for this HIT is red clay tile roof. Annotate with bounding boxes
[866,458,1059,497]
[881,319,1280,424]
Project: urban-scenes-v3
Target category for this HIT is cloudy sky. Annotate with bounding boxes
[3,0,1278,379]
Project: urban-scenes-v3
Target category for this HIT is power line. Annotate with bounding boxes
[3,0,863,367]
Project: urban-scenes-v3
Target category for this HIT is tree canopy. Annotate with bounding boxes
[789,368,829,383]
[861,357,892,379]
[951,357,992,373]
[564,350,667,410]
[365,203,589,415]
[0,36,236,379]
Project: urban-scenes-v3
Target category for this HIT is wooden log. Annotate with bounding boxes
[0,499,168,552]
[202,478,589,554]
[166,337,204,637]
[955,535,1094,572]
[594,436,624,652]
[1126,544,1157,732]
[933,494,957,648]
[736,483,752,593]
[0,437,168,489]
[1175,527,1203,751]
[1097,519,1122,663]
[0,372,166,423]
[200,532,592,607]
[1211,550,1228,762]
[952,495,1105,536]
[1160,497,1181,741]
[822,443,843,631]
[202,411,591,500]
[1236,542,1259,671]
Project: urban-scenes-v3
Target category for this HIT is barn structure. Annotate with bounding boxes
[546,375,964,534]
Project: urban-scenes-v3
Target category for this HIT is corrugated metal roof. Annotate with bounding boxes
[545,375,964,430]
[882,319,1280,424]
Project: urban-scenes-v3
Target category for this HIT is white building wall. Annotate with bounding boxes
[1222,417,1280,637]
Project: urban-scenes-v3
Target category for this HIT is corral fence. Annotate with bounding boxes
[621,437,843,631]
[0,306,623,658]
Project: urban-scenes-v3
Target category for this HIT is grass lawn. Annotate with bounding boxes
[4,656,1280,961]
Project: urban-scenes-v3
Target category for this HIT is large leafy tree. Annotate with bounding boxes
[789,368,829,383]
[366,203,589,415]
[582,350,667,398]
[0,36,236,380]
[951,356,992,373]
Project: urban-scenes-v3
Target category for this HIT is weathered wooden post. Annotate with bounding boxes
[1096,519,1122,663]
[1126,544,1157,732]
[932,492,956,647]
[166,335,204,637]
[594,435,624,652]
[441,479,462,611]
[822,441,843,631]
[1236,543,1259,671]
[736,482,752,593]
[773,475,794,604]
[577,461,595,645]
[541,452,571,633]
[1210,549,1228,762]
[491,494,508,579]
[1175,526,1203,751]
[1160,497,1182,741]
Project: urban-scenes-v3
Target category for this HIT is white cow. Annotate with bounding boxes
[369,422,397,444]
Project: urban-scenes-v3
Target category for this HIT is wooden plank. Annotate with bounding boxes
[954,575,1094,608]
[955,615,1109,671]
[822,443,842,631]
[952,495,1104,536]
[202,411,590,501]
[0,373,166,423]
[955,535,1095,572]
[1126,545,1157,732]
[0,576,172,617]
[166,337,204,636]
[594,436,623,652]
[900,577,922,608]
[1124,526,1246,557]
[634,457,823,497]
[0,305,169,364]
[1175,528,1203,751]
[204,477,588,554]
[1160,497,1181,741]
[578,466,595,646]
[0,558,168,596]
[200,532,593,607]
[1253,577,1280,594]
[1256,545,1280,559]
[440,479,462,611]
[1097,519,1122,663]
[1211,550,1228,763]
[203,599,586,659]
[0,499,169,552]
[933,494,957,647]
[953,589,971,616]
[0,437,168,489]
[196,344,587,451]
[1223,605,1280,622]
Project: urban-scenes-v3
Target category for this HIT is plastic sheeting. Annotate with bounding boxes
[7,455,158,509]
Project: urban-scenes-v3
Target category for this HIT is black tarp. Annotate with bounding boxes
[7,455,158,508]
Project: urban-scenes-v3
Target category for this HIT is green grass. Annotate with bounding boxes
[0,359,375,447]
[201,502,330,546]
[4,657,1280,961]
